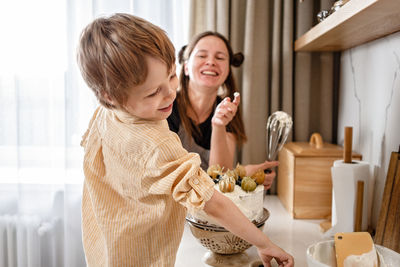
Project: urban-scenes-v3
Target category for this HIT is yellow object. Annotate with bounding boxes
[234,163,246,178]
[225,169,239,181]
[251,169,265,185]
[241,177,257,192]
[334,232,377,267]
[219,176,236,193]
[207,164,224,179]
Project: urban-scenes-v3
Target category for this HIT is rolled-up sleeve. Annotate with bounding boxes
[183,168,215,212]
[145,136,215,213]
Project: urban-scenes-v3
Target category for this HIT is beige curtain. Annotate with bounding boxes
[188,0,338,193]
[295,0,337,143]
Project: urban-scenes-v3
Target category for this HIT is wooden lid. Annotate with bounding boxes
[283,133,362,158]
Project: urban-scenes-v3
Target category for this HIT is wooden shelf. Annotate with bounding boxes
[295,0,400,52]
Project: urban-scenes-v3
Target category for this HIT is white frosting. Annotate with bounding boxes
[271,111,292,125]
[344,247,378,267]
[193,184,264,226]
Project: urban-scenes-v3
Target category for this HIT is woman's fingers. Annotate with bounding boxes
[213,108,233,126]
[263,170,276,189]
[233,92,240,105]
[212,94,240,126]
[223,100,238,114]
[261,160,279,169]
[217,101,237,118]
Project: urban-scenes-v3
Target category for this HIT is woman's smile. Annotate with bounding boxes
[201,70,218,76]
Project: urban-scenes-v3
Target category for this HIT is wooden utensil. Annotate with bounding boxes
[354,180,364,232]
[374,146,400,253]
[343,126,353,163]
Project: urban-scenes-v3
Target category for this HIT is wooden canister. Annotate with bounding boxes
[277,133,362,219]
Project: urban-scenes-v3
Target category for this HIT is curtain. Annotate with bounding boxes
[294,0,338,143]
[188,0,338,193]
[0,1,188,266]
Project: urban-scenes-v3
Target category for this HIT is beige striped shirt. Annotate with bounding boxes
[80,106,215,266]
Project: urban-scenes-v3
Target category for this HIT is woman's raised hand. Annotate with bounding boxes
[212,92,240,127]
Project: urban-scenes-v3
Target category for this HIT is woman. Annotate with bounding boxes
[168,31,278,189]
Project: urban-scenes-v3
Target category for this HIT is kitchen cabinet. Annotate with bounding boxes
[295,0,400,52]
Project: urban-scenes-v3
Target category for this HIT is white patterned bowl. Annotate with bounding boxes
[186,208,269,254]
[306,239,400,267]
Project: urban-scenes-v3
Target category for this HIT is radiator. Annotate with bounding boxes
[0,215,64,267]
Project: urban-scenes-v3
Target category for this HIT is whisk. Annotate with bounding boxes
[266,111,293,161]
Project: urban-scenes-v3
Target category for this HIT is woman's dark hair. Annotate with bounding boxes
[176,31,247,147]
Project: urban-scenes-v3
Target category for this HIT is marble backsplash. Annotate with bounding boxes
[338,31,400,228]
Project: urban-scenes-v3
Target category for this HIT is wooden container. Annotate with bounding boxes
[277,133,362,219]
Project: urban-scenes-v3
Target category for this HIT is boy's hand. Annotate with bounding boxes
[257,243,294,267]
[212,92,240,127]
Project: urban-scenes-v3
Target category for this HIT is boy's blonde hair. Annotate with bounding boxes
[77,13,175,108]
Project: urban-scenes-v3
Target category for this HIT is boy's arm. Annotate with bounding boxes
[203,190,294,266]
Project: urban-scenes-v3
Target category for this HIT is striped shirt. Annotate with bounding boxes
[80,106,215,266]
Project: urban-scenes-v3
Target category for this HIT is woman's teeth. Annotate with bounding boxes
[201,71,217,76]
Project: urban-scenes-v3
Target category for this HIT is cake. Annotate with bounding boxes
[192,164,265,227]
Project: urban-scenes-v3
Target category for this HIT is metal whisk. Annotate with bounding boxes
[266,111,293,161]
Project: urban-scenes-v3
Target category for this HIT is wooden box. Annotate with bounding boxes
[277,133,362,219]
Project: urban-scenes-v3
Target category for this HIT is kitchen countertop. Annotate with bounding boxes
[175,195,328,267]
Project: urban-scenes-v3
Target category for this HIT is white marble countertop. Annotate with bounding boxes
[175,195,327,267]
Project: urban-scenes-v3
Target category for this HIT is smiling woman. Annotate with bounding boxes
[168,32,247,170]
[168,31,278,191]
[0,1,189,266]
[185,35,231,90]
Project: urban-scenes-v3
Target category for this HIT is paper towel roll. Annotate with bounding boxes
[328,160,371,235]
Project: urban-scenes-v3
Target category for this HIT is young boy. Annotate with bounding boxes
[77,13,293,267]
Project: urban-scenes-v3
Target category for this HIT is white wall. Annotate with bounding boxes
[338,31,400,228]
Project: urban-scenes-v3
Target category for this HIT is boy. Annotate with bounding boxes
[77,13,293,266]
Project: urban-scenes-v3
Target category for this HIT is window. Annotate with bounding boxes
[0,0,189,183]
